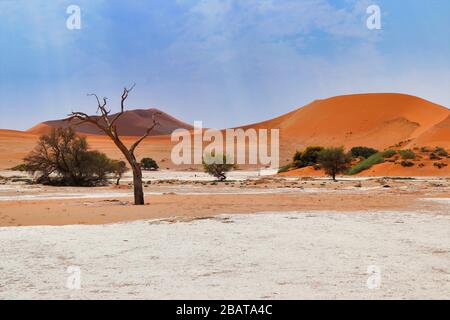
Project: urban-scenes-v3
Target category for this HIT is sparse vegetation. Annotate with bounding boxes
[22,128,118,186]
[433,162,448,169]
[113,160,128,185]
[10,163,28,171]
[203,154,235,181]
[400,160,414,167]
[350,146,378,159]
[434,147,448,157]
[347,150,397,175]
[277,163,292,174]
[292,146,324,168]
[398,149,415,160]
[429,153,442,160]
[317,147,351,181]
[141,157,159,171]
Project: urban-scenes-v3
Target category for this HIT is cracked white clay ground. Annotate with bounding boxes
[0,211,449,299]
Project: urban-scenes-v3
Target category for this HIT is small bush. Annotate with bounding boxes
[420,147,430,153]
[434,147,448,157]
[347,150,397,175]
[141,157,159,171]
[203,153,235,181]
[400,160,414,167]
[22,128,116,186]
[382,150,397,158]
[350,146,379,159]
[291,146,324,168]
[429,153,442,160]
[292,150,302,162]
[278,164,292,173]
[10,163,28,171]
[398,149,415,160]
[300,146,324,166]
[317,147,351,181]
[433,162,448,169]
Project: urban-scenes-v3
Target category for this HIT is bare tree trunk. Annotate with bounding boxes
[131,164,144,205]
[67,84,159,206]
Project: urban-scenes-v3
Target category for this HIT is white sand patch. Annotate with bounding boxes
[0,211,449,299]
[421,198,450,204]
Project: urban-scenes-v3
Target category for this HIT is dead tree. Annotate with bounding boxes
[66,84,159,205]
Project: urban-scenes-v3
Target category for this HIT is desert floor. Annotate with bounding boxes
[0,170,449,299]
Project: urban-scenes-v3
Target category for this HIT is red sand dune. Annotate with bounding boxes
[241,93,449,161]
[2,93,449,175]
[27,108,193,136]
[408,114,450,148]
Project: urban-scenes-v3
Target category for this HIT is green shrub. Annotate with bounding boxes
[347,152,384,175]
[141,157,159,171]
[278,164,292,173]
[420,147,430,152]
[22,128,116,186]
[382,150,397,158]
[347,150,396,175]
[350,146,379,159]
[300,146,324,166]
[317,147,351,181]
[400,160,414,167]
[293,150,302,162]
[10,163,28,171]
[291,146,324,168]
[398,149,415,160]
[203,153,235,181]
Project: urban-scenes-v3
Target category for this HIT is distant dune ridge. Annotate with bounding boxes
[27,108,193,136]
[1,93,449,174]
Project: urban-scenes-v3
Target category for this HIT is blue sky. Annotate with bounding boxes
[1,0,449,130]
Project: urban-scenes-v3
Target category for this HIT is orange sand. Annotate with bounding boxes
[1,93,449,174]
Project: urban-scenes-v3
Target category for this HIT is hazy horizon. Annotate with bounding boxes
[1,0,449,131]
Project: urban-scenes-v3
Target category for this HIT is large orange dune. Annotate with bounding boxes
[1,93,449,174]
[239,93,450,163]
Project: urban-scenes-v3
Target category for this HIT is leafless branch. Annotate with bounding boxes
[129,112,160,154]
[110,83,136,128]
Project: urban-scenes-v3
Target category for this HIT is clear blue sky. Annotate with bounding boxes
[1,0,449,130]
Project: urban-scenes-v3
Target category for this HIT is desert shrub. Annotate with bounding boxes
[203,153,235,181]
[112,160,128,185]
[429,153,442,160]
[434,147,448,157]
[420,147,430,153]
[301,146,324,165]
[292,146,324,168]
[398,149,415,160]
[10,163,28,171]
[278,163,292,173]
[350,146,379,159]
[433,162,448,169]
[292,150,302,162]
[140,157,159,171]
[23,128,116,186]
[347,150,396,175]
[317,147,351,181]
[348,152,384,175]
[400,160,414,167]
[382,149,397,158]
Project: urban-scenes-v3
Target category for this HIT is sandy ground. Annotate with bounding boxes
[0,171,449,299]
[0,211,449,299]
[0,171,449,226]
